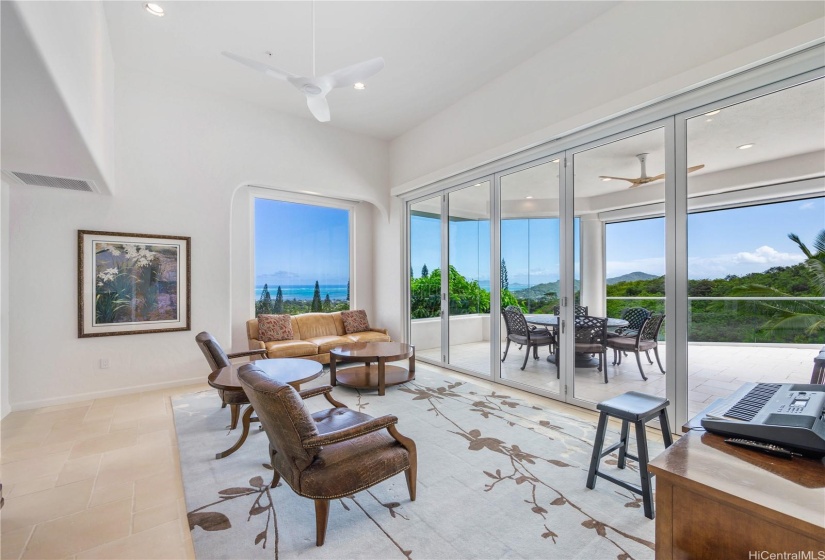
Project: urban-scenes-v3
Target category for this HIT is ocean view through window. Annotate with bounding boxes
[254,198,350,315]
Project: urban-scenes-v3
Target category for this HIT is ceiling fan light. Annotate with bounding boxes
[353,82,366,90]
[737,143,754,150]
[144,3,165,17]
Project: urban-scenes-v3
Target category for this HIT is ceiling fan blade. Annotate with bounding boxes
[325,57,385,88]
[647,173,666,182]
[307,95,331,122]
[687,164,706,173]
[599,175,637,183]
[222,52,295,81]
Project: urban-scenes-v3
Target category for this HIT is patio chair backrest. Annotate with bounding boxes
[640,314,665,342]
[620,307,651,331]
[502,305,530,337]
[574,316,607,344]
[553,305,589,316]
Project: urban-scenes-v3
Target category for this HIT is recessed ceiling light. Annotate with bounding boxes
[601,177,612,182]
[353,82,366,90]
[737,143,754,150]
[144,3,165,16]
[525,196,533,199]
[706,118,713,122]
[474,183,481,187]
[705,110,720,116]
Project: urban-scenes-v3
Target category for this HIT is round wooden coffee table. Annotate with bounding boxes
[208,358,323,459]
[329,342,415,396]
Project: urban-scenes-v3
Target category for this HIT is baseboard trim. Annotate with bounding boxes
[9,376,206,412]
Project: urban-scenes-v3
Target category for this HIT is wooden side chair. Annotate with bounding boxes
[606,314,666,381]
[238,363,417,546]
[502,305,556,370]
[195,331,267,429]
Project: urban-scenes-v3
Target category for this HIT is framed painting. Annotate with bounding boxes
[78,230,191,337]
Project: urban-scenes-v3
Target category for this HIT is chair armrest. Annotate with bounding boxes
[370,328,389,335]
[298,386,348,408]
[302,415,398,448]
[227,349,268,360]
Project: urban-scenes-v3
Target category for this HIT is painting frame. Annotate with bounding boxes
[78,230,191,338]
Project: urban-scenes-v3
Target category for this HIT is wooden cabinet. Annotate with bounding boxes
[649,431,825,559]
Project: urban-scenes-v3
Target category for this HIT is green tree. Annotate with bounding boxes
[274,286,284,313]
[733,230,825,338]
[323,293,332,312]
[346,280,350,302]
[421,264,429,278]
[311,281,322,312]
[256,283,273,315]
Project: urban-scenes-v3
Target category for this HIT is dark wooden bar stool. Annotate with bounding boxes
[586,391,673,519]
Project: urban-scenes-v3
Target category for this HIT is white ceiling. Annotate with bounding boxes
[103,1,617,140]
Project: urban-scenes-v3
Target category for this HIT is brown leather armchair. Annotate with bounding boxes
[195,331,267,429]
[238,363,417,546]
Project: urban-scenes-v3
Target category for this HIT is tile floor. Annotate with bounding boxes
[1,363,634,560]
[419,342,817,417]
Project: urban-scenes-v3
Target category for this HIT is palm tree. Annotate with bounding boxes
[733,230,825,338]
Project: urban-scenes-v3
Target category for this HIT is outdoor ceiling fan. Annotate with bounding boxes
[600,153,705,188]
[222,2,384,123]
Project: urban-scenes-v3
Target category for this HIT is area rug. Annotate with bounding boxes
[172,365,661,559]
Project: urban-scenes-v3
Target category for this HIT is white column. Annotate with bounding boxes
[580,214,605,317]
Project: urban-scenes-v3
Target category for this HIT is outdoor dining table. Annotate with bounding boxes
[525,314,629,367]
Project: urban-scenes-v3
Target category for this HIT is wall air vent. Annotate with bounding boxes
[3,171,95,192]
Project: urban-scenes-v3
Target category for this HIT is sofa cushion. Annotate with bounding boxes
[258,314,294,342]
[264,340,319,358]
[305,335,353,354]
[294,313,339,339]
[341,310,370,334]
[345,331,391,343]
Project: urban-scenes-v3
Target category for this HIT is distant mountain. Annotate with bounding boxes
[606,272,658,285]
[513,280,579,299]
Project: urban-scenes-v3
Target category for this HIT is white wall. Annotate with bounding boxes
[6,69,388,410]
[8,0,115,192]
[1,181,10,419]
[389,3,824,190]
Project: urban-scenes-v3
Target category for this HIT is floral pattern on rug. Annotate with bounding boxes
[175,368,658,560]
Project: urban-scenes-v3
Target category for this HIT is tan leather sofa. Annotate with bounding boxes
[246,312,391,364]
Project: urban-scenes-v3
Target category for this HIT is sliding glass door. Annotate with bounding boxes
[499,158,563,395]
[410,196,443,363]
[448,181,492,376]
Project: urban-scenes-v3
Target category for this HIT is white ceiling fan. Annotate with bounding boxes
[600,153,705,188]
[222,2,384,123]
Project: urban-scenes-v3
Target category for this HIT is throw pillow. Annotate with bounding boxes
[258,314,293,342]
[341,309,370,334]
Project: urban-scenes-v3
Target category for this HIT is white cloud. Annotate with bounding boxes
[799,200,816,210]
[688,245,804,278]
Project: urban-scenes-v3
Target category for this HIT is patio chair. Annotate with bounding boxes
[552,304,589,316]
[195,331,267,429]
[574,316,609,382]
[606,314,666,381]
[502,305,556,371]
[610,307,651,338]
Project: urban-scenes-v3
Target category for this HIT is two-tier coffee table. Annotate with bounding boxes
[329,342,415,396]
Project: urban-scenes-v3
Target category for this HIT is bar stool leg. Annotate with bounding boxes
[586,412,608,490]
[617,420,629,469]
[634,420,654,519]
[659,410,674,448]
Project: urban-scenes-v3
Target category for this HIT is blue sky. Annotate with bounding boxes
[412,197,824,284]
[255,199,349,286]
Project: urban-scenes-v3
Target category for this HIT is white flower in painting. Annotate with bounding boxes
[123,245,139,259]
[97,267,119,283]
[135,247,157,267]
[108,245,122,256]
